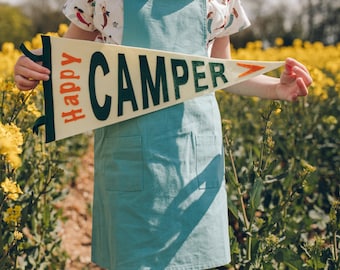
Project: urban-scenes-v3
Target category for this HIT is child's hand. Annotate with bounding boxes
[276,58,312,101]
[14,54,50,90]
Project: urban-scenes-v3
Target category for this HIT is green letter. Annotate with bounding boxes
[140,55,169,109]
[118,53,138,116]
[89,51,111,121]
[192,60,208,92]
[171,59,189,99]
[209,62,228,87]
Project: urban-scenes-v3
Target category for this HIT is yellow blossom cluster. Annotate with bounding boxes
[26,102,42,118]
[265,233,280,247]
[300,159,317,174]
[322,115,338,126]
[265,121,275,150]
[14,230,24,240]
[1,178,23,201]
[3,205,22,225]
[0,123,24,169]
[0,42,21,79]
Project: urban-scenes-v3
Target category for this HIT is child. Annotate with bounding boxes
[14,1,312,269]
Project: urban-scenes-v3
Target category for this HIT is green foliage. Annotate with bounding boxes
[0,4,34,47]
[216,83,339,269]
[0,81,89,268]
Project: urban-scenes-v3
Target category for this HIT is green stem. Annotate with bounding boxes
[0,196,7,212]
[224,133,250,229]
[8,90,34,123]
[0,91,5,122]
[333,231,338,262]
[259,110,273,176]
[224,132,252,261]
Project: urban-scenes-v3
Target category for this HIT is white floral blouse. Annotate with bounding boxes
[63,0,250,47]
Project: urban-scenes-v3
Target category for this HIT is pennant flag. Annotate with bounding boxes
[24,36,283,142]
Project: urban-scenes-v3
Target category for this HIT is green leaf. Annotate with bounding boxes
[274,248,303,270]
[43,204,51,230]
[227,195,239,219]
[249,177,264,220]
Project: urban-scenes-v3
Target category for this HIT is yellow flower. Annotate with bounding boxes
[254,40,263,50]
[1,42,15,55]
[14,230,24,240]
[303,41,312,49]
[265,234,279,248]
[293,39,303,48]
[300,159,317,173]
[266,136,275,149]
[0,123,23,169]
[322,115,338,125]
[1,178,18,193]
[265,121,273,135]
[31,34,43,49]
[3,205,22,225]
[0,123,23,151]
[275,37,284,47]
[274,108,282,115]
[222,119,232,131]
[26,103,42,118]
[58,24,69,37]
[1,178,23,201]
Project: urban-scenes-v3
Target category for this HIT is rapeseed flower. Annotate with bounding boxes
[1,178,23,201]
[265,233,279,246]
[293,38,303,48]
[1,42,15,55]
[31,34,43,49]
[0,123,24,169]
[14,230,24,240]
[58,23,69,36]
[26,103,42,118]
[3,205,22,225]
[322,115,338,125]
[274,37,284,47]
[300,159,317,174]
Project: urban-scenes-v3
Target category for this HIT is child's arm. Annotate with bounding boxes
[14,23,98,90]
[210,36,312,101]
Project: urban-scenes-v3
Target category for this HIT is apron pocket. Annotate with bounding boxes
[196,135,223,189]
[103,136,144,192]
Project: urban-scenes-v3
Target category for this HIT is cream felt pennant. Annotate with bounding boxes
[27,36,283,142]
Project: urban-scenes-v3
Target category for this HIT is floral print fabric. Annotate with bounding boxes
[63,0,250,46]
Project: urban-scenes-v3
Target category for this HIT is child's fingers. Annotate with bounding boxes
[296,77,309,97]
[15,80,39,91]
[293,65,313,87]
[16,66,50,81]
[14,56,50,81]
[14,75,40,90]
[14,56,50,90]
[285,57,310,74]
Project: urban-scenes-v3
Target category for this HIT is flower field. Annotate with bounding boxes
[0,25,339,269]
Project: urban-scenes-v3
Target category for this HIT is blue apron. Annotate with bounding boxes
[92,1,230,269]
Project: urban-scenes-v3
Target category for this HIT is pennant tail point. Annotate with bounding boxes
[19,43,43,63]
[237,62,265,78]
[33,116,46,135]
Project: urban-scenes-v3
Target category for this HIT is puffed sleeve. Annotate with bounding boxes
[63,0,96,31]
[207,0,250,41]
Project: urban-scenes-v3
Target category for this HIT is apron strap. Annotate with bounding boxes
[122,0,207,56]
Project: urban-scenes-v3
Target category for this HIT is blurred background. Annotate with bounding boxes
[0,0,339,48]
